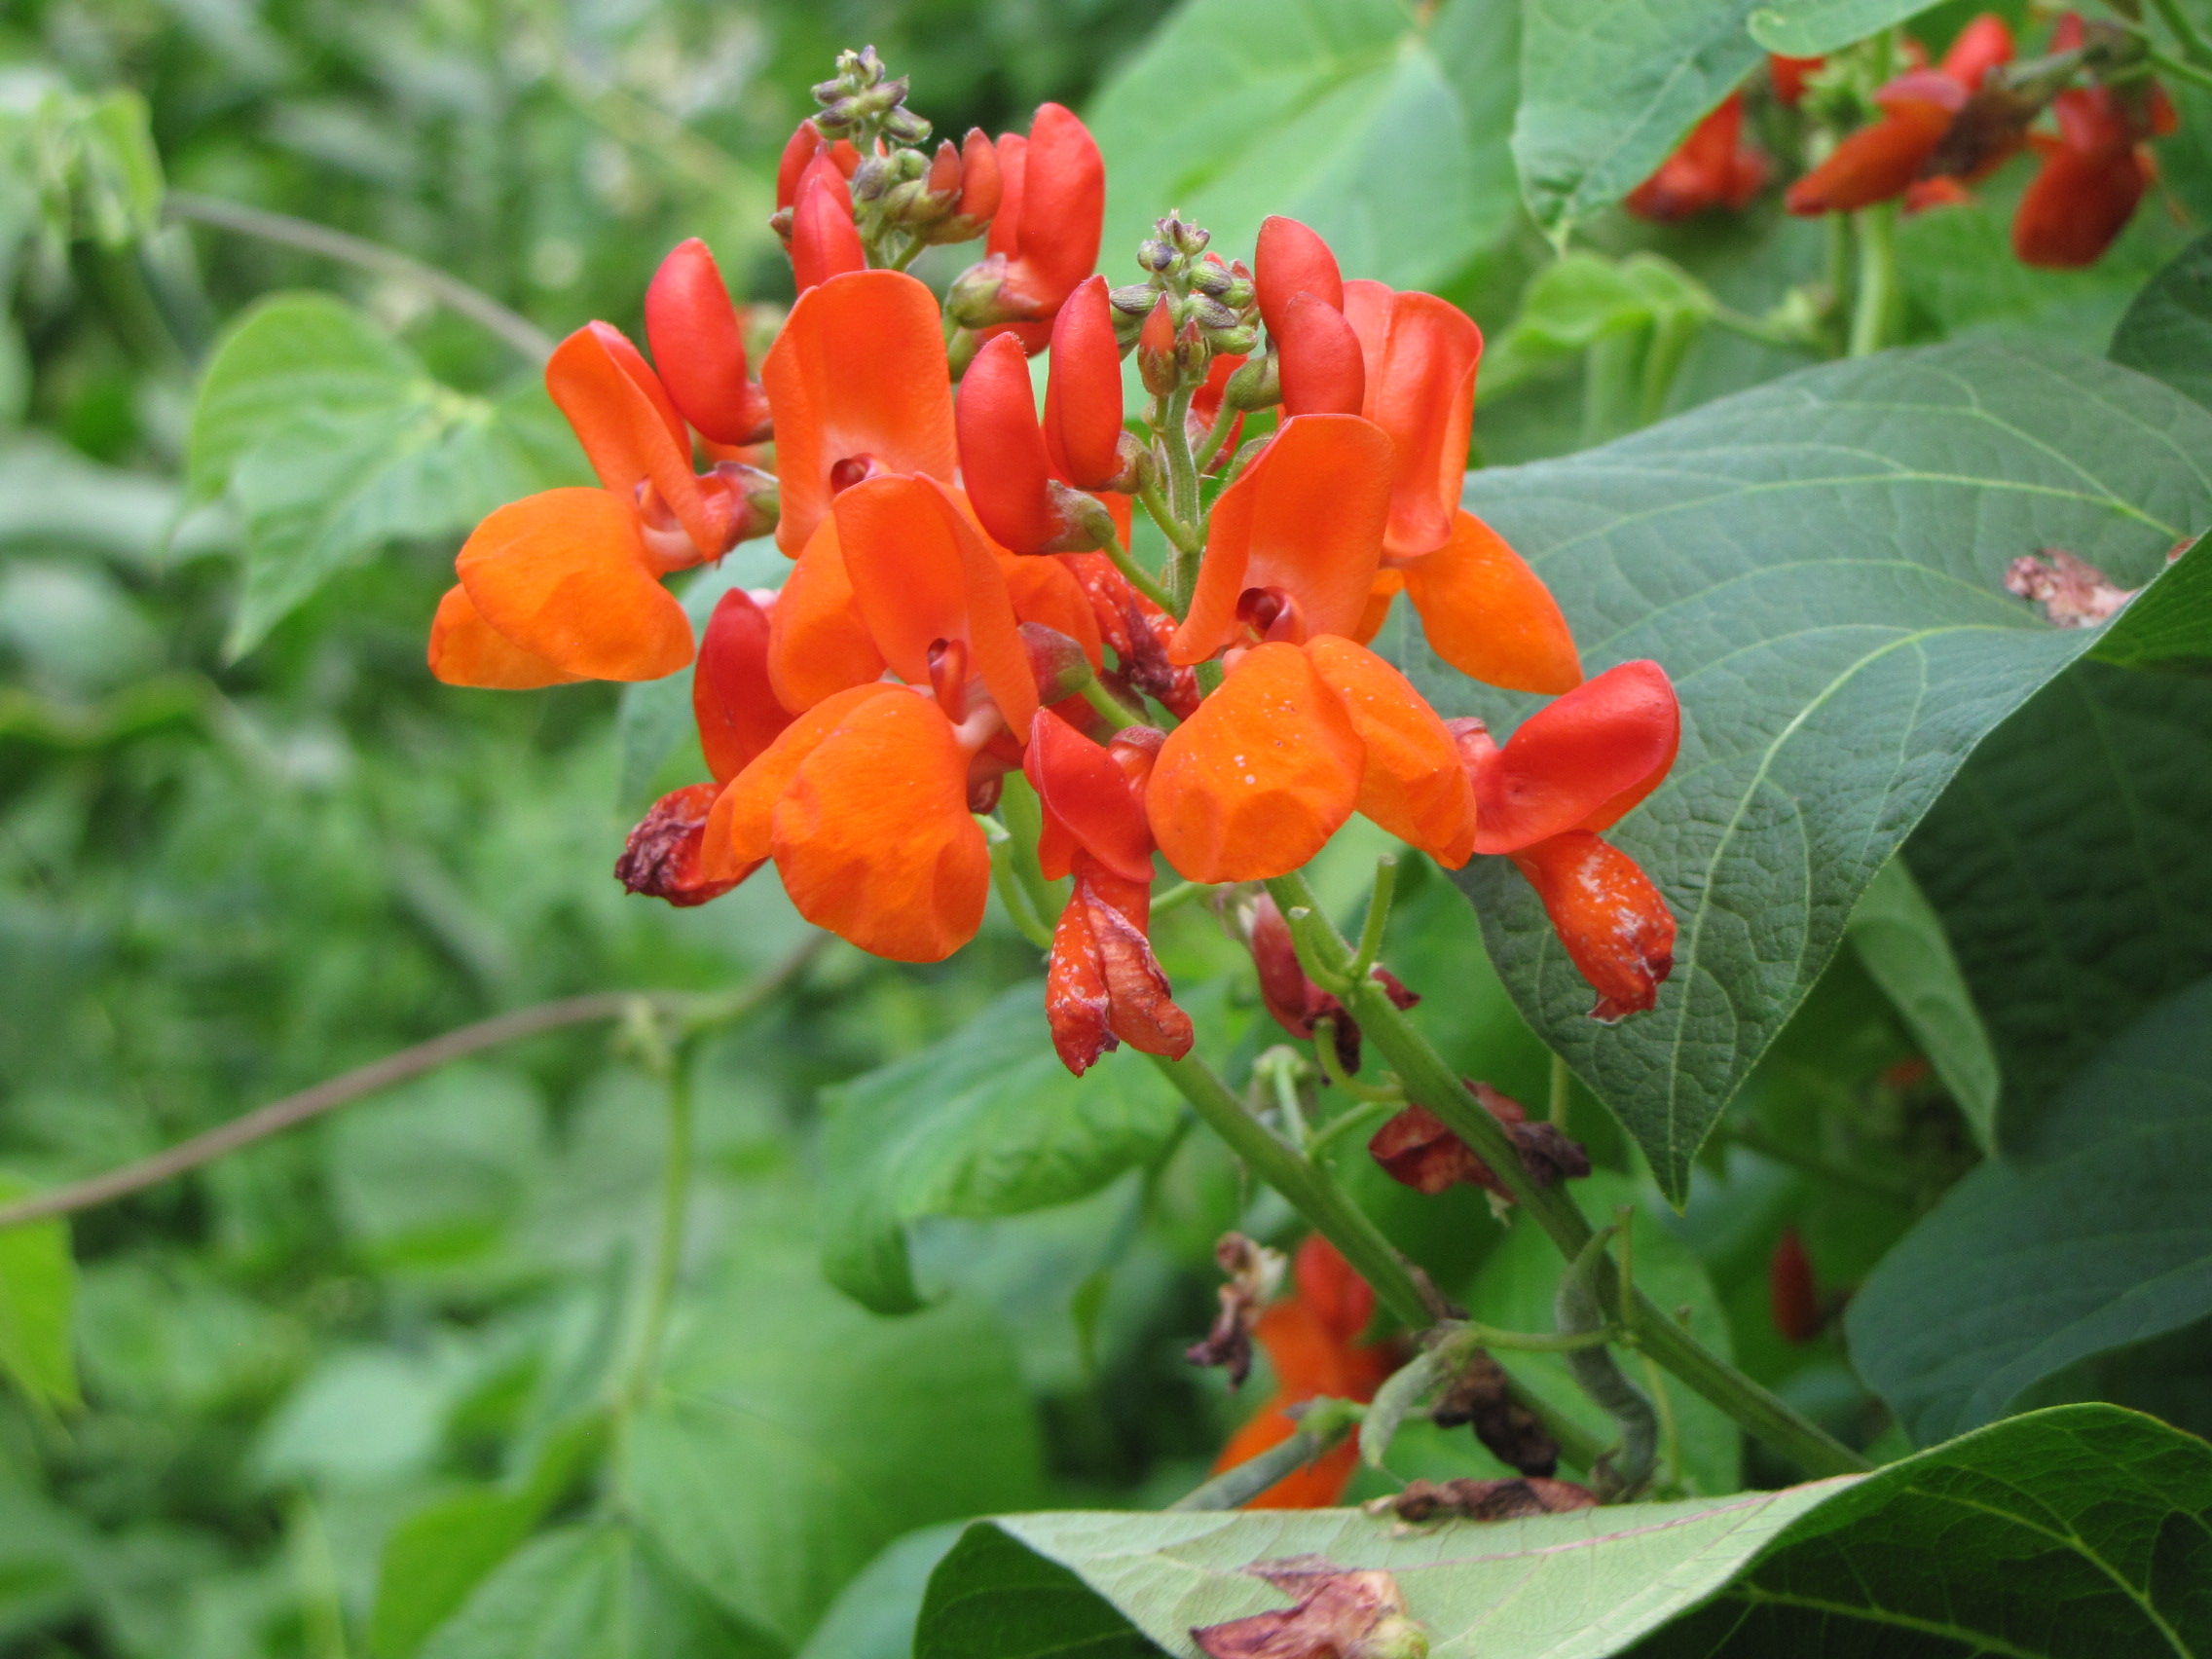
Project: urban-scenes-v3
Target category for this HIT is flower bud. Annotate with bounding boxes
[1770,1226,1822,1344]
[1019,622,1095,705]
[1175,314,1211,384]
[644,239,772,446]
[1138,295,1178,396]
[883,104,932,145]
[1109,282,1158,315]
[790,171,866,294]
[1255,214,1344,341]
[957,332,1064,551]
[1044,275,1127,489]
[957,128,1002,220]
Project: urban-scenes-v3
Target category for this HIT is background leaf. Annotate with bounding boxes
[1844,858,2000,1152]
[0,1173,76,1413]
[1086,0,1518,290]
[818,980,1186,1314]
[1847,976,2212,1447]
[1395,343,2212,1198]
[1513,0,1759,236]
[2111,231,2212,414]
[1748,0,1947,56]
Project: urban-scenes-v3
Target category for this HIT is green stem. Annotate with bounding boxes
[1581,329,1643,447]
[2147,43,2212,90]
[1305,1096,1401,1157]
[1101,526,1178,614]
[1638,309,1702,427]
[1312,1018,1404,1105]
[1191,396,1241,473]
[1350,855,1397,983]
[2150,0,2212,65]
[1848,203,1898,358]
[1079,678,1139,732]
[1548,1051,1571,1130]
[1170,1399,1362,1510]
[1136,479,1203,560]
[1263,872,1870,1480]
[1153,880,1208,915]
[1825,211,1854,357]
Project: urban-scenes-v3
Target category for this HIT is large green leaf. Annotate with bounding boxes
[0,1173,76,1414]
[629,1227,1044,1650]
[819,980,1186,1314]
[416,1523,761,1659]
[1513,0,1761,237]
[2111,232,2212,414]
[1085,0,1518,290]
[1848,976,2212,1447]
[918,1406,2209,1658]
[1748,0,1946,55]
[1844,858,2000,1152]
[1906,659,2212,1136]
[1394,343,2212,1199]
[1463,1170,1742,1496]
[187,293,578,656]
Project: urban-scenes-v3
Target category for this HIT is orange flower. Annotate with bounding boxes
[1770,54,1823,105]
[617,782,753,907]
[1146,637,1473,882]
[1625,92,1770,221]
[791,160,866,294]
[1510,832,1677,1022]
[955,330,1120,553]
[761,270,958,557]
[947,103,1105,339]
[644,239,772,445]
[1211,1237,1394,1508]
[1026,712,1193,1074]
[432,322,774,685]
[1398,512,1582,694]
[692,588,794,783]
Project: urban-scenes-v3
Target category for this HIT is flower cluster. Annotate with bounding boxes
[429,53,1683,1076]
[1628,12,2177,270]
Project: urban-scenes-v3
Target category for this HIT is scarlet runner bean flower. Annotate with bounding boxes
[2011,16,2176,268]
[1209,1236,1396,1508]
[1625,92,1770,221]
[947,102,1106,347]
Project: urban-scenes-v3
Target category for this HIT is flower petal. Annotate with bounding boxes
[770,688,990,961]
[545,325,716,561]
[1043,275,1125,488]
[427,583,580,688]
[645,239,770,445]
[1147,641,1363,882]
[1400,509,1582,694]
[1462,659,1679,855]
[1304,636,1475,866]
[761,270,958,557]
[1367,291,1482,562]
[700,682,902,878]
[455,489,692,682]
[766,514,887,710]
[1023,707,1153,882]
[1171,415,1393,664]
[693,589,794,783]
[1003,555,1105,668]
[834,474,1038,740]
[1509,830,1676,1021]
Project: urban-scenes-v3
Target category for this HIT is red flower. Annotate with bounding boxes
[2011,21,2173,270]
[644,239,772,446]
[1626,92,1770,221]
[947,103,1105,340]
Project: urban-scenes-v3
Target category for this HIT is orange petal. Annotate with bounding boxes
[1367,292,1482,563]
[1304,636,1476,867]
[1465,659,1679,854]
[545,326,715,562]
[693,589,793,783]
[770,688,990,961]
[1509,830,1676,1022]
[1172,415,1393,665]
[1004,555,1105,668]
[1146,641,1363,882]
[767,515,887,710]
[834,475,1037,740]
[761,270,957,557]
[700,682,900,878]
[427,583,580,688]
[1046,886,1116,1075]
[1352,569,1404,645]
[1400,509,1582,694]
[454,490,692,682]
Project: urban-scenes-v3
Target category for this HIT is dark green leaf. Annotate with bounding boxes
[187,293,579,656]
[919,1406,2210,1657]
[0,1173,78,1413]
[2112,231,2212,414]
[1514,0,1760,236]
[1907,658,2212,1134]
[1749,0,1946,56]
[416,1523,765,1659]
[1398,344,2212,1198]
[1845,859,1999,1152]
[1848,976,2212,1446]
[1629,1406,2212,1655]
[1463,1170,1742,1495]
[1086,0,1517,290]
[629,1226,1044,1649]
[819,980,1185,1314]
[797,1524,966,1659]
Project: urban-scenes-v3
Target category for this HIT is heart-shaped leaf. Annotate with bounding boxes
[1391,343,2212,1199]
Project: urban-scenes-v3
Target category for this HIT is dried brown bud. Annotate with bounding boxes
[1429,1350,1559,1477]
[1185,1233,1287,1388]
[1371,1476,1598,1525]
[1367,1086,1589,1201]
[615,783,749,907]
[1194,1561,1426,1659]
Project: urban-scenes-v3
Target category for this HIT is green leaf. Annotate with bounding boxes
[187,293,578,657]
[819,980,1186,1314]
[416,1523,763,1659]
[1629,1406,2212,1655]
[2113,231,2212,414]
[1399,344,2212,1199]
[370,1415,607,1659]
[1848,975,2212,1446]
[1844,858,2000,1152]
[0,1173,77,1413]
[1485,252,1718,400]
[1513,0,1761,237]
[919,1406,2209,1657]
[795,1523,965,1659]
[1462,1170,1742,1496]
[1749,0,1946,56]
[629,1227,1044,1649]
[1086,0,1516,291]
[1907,658,2212,1135]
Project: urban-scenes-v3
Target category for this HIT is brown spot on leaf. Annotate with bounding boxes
[1373,1476,1599,1524]
[2005,549,2137,628]
[1193,1561,1427,1659]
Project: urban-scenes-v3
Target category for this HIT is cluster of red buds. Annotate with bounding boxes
[426,50,1684,1084]
[1627,12,2179,270]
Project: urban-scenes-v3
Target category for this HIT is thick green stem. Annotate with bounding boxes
[1848,203,1898,358]
[1825,211,1854,356]
[1101,527,1178,614]
[1263,872,1870,1479]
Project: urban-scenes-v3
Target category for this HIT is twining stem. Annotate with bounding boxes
[0,936,826,1233]
[1150,1051,1606,1473]
[1848,202,1899,358]
[1263,872,1870,1479]
[165,193,557,362]
[2146,44,2212,90]
[1350,855,1396,983]
[1170,1399,1362,1510]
